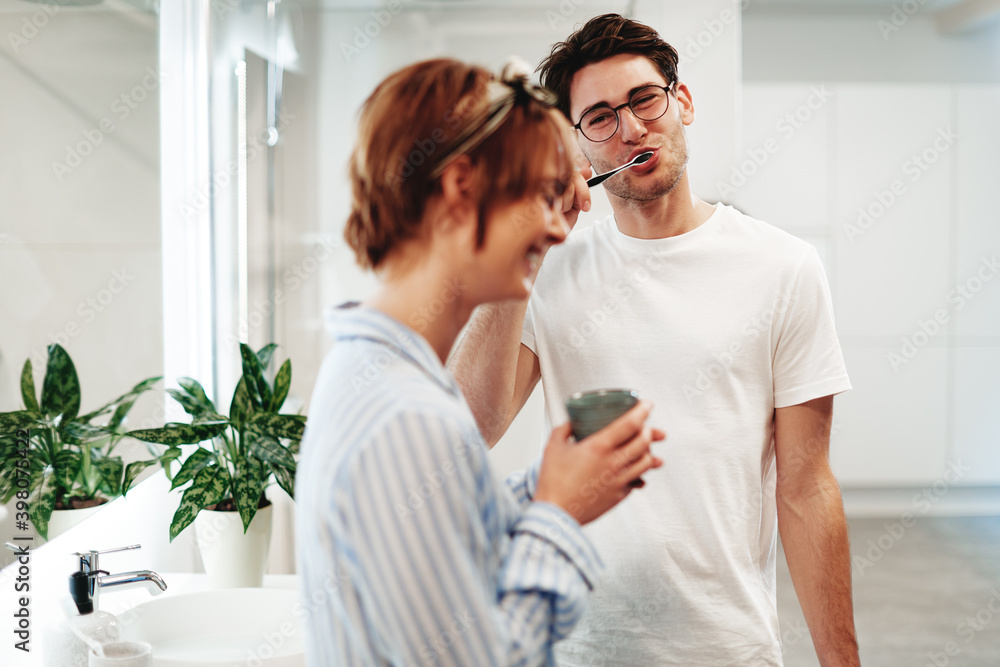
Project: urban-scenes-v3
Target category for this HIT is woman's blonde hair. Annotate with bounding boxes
[345,58,571,270]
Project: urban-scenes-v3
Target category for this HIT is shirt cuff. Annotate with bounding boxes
[514,501,604,589]
[505,458,541,507]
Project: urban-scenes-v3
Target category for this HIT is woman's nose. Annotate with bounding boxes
[547,208,569,244]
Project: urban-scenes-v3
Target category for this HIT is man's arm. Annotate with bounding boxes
[774,395,860,667]
[448,300,540,447]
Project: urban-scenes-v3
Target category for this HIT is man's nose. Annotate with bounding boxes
[618,107,647,143]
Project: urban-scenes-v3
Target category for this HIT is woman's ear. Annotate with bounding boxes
[434,155,478,235]
[438,155,476,207]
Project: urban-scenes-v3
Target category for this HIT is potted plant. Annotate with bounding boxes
[126,343,305,588]
[0,344,162,540]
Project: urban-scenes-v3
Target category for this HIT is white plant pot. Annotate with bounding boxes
[47,504,107,541]
[194,504,273,589]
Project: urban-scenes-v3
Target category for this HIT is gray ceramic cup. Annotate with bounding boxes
[565,389,640,440]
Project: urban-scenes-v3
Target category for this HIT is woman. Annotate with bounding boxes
[295,58,663,666]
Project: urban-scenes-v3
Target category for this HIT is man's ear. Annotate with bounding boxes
[673,81,695,126]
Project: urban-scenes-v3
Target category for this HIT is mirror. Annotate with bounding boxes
[0,0,162,567]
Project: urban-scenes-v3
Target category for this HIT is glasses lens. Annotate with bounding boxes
[580,107,618,142]
[578,86,670,142]
[630,86,668,121]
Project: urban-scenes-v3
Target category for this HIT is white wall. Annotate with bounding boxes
[735,10,1000,498]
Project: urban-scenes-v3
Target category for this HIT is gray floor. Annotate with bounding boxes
[777,517,1000,667]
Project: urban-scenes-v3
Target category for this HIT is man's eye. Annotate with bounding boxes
[632,94,657,108]
[586,112,613,128]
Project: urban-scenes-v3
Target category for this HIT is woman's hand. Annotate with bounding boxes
[534,401,665,525]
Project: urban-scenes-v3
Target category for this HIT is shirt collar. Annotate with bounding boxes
[324,302,461,397]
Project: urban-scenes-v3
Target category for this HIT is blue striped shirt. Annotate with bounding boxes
[295,305,604,666]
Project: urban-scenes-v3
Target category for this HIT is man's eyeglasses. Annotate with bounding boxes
[573,84,674,143]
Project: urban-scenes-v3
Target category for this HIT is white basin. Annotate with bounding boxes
[119,588,305,666]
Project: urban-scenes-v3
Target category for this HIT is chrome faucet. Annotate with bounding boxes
[70,544,167,613]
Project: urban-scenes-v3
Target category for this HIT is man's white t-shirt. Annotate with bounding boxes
[522,203,851,666]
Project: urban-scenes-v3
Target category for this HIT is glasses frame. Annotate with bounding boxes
[572,83,675,143]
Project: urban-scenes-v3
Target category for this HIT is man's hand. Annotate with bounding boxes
[560,130,592,230]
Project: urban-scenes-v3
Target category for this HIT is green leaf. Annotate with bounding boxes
[0,411,38,432]
[52,450,81,495]
[270,463,296,500]
[176,377,217,415]
[92,457,124,497]
[108,396,139,432]
[168,448,215,491]
[78,376,162,423]
[20,360,39,413]
[122,460,156,495]
[126,420,229,446]
[232,458,267,532]
[229,377,251,428]
[61,422,111,445]
[157,446,183,479]
[240,344,272,411]
[245,428,296,470]
[40,344,81,422]
[271,360,291,412]
[30,468,58,541]
[255,343,279,372]
[248,412,305,442]
[167,388,207,418]
[169,466,230,542]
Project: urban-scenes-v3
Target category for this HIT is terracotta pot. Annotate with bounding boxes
[194,504,273,588]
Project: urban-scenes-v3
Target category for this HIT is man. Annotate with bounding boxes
[448,13,860,667]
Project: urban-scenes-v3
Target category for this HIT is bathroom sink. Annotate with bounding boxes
[118,588,305,666]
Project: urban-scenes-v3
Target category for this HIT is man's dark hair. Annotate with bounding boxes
[538,13,680,122]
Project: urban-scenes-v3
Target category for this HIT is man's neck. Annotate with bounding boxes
[609,174,716,240]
